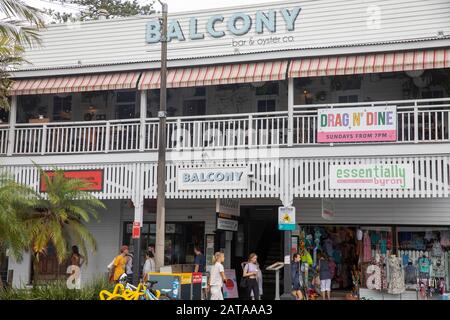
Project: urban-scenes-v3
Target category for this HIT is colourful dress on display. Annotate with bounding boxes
[387,255,406,294]
[363,232,372,262]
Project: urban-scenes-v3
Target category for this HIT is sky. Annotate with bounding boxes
[24,0,284,16]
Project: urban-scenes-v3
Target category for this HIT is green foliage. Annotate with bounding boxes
[0,277,113,300]
[0,0,45,47]
[44,0,155,23]
[0,0,44,109]
[0,172,36,261]
[26,167,106,265]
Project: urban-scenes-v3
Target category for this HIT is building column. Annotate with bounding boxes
[139,90,147,152]
[287,78,294,147]
[7,95,17,156]
[132,163,144,284]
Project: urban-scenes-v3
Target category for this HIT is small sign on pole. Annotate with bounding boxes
[321,198,335,220]
[132,221,141,239]
[278,206,296,231]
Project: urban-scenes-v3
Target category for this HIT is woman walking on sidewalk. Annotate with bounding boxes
[243,253,260,300]
[208,252,227,300]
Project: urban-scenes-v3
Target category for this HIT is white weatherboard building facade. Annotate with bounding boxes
[2,0,450,299]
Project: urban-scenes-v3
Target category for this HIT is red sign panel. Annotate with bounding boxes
[132,222,141,239]
[40,170,104,192]
[192,272,203,284]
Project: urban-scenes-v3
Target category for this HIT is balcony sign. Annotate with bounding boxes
[146,7,301,43]
[40,169,104,192]
[177,167,248,190]
[317,106,397,143]
[329,164,413,190]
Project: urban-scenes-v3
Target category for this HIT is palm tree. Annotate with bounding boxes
[0,0,45,109]
[0,0,45,47]
[25,168,105,284]
[0,172,36,290]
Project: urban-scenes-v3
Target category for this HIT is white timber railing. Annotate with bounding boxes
[1,98,450,156]
[293,98,450,145]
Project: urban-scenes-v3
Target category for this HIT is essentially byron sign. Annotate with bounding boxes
[318,106,397,143]
[177,167,248,190]
[329,164,413,190]
[40,169,104,192]
[146,7,301,43]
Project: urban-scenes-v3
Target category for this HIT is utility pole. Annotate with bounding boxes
[155,0,168,270]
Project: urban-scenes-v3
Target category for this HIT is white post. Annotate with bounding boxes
[287,78,294,147]
[248,114,253,147]
[105,121,110,153]
[414,101,419,144]
[139,91,147,152]
[6,95,17,156]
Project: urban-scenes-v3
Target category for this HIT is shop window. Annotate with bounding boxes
[257,99,276,113]
[255,82,279,96]
[183,99,206,116]
[115,91,136,119]
[0,108,9,123]
[331,75,362,91]
[338,95,359,103]
[122,222,205,266]
[53,95,72,121]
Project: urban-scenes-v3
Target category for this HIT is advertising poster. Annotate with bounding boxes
[222,269,239,299]
[329,163,413,189]
[318,106,397,143]
[278,206,296,231]
[321,198,335,220]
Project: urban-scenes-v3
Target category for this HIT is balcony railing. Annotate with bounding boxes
[293,98,450,145]
[1,98,449,156]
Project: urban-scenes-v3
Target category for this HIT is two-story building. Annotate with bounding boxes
[2,0,450,299]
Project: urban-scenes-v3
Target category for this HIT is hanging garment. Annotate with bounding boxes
[363,232,372,262]
[418,257,431,276]
[388,255,406,294]
[328,259,336,279]
[324,239,333,257]
[431,241,443,257]
[432,257,446,278]
[356,229,363,241]
[371,232,381,247]
[387,232,392,250]
[404,264,417,284]
[424,231,434,241]
[402,254,409,266]
[380,239,387,255]
[440,231,450,247]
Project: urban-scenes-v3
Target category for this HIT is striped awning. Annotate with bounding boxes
[289,48,450,78]
[139,61,288,90]
[10,72,141,96]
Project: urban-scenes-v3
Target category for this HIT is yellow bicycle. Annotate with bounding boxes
[99,274,171,300]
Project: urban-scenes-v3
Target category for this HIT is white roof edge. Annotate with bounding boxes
[12,39,450,79]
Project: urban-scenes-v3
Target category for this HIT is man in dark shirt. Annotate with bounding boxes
[194,246,206,273]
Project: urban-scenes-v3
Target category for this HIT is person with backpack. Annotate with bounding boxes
[291,253,304,300]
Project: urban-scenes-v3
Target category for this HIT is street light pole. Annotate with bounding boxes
[155,0,168,270]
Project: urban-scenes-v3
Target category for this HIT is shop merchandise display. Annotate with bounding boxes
[387,255,406,294]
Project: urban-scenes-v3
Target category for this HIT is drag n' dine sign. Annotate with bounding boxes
[318,106,397,143]
[329,164,413,190]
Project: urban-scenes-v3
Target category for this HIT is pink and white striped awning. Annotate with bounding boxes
[139,60,289,90]
[289,48,450,78]
[10,72,141,95]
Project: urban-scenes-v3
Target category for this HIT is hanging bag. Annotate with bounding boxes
[240,263,249,288]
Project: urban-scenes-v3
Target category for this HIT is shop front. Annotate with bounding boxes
[292,197,450,300]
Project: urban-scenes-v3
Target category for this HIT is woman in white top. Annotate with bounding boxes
[208,252,227,300]
[143,251,156,282]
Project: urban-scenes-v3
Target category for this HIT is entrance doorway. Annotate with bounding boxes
[232,206,283,300]
[300,225,359,291]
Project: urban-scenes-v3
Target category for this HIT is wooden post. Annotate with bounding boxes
[6,95,17,156]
